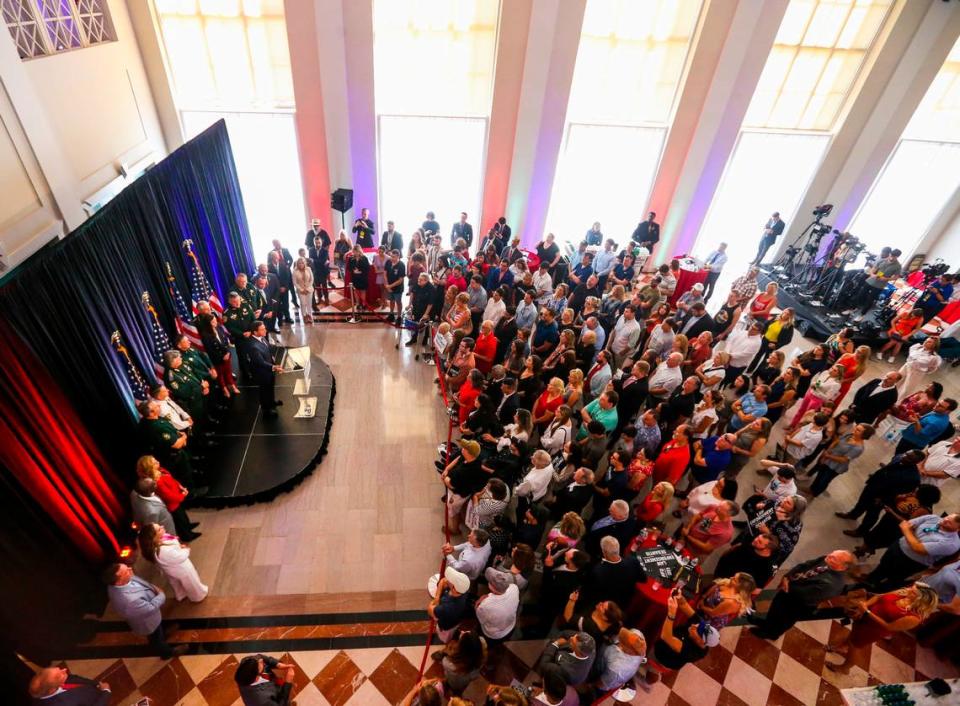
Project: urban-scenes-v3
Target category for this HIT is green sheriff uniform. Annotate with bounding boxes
[137,416,195,487]
[165,364,205,421]
[180,346,214,383]
[224,300,256,378]
[235,281,259,307]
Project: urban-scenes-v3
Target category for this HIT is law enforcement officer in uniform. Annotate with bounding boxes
[137,400,197,487]
[164,350,207,423]
[233,272,258,306]
[224,291,256,381]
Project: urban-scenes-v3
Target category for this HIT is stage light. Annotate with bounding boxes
[119,546,133,560]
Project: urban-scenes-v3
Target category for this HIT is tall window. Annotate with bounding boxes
[693,0,892,288]
[545,0,701,248]
[373,0,498,242]
[154,0,303,258]
[849,39,960,258]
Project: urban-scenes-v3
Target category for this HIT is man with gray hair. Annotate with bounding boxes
[476,570,520,640]
[538,630,597,686]
[647,352,683,401]
[163,349,206,420]
[584,499,637,558]
[750,549,856,640]
[583,536,645,608]
[442,529,492,580]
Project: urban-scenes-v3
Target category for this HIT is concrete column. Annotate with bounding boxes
[284,0,332,229]
[126,0,183,151]
[776,0,960,255]
[479,0,533,237]
[505,0,586,247]
[311,0,374,233]
[644,0,740,265]
[341,0,378,230]
[662,0,789,262]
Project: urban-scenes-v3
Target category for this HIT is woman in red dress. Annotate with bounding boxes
[136,455,200,541]
[826,582,938,673]
[635,481,675,524]
[835,344,870,404]
[652,424,692,486]
[533,377,567,429]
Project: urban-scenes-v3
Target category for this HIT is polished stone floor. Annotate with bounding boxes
[84,316,960,705]
[141,320,960,612]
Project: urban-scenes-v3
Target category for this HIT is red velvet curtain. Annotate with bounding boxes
[0,323,124,563]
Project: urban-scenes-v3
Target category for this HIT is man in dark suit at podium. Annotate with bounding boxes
[29,666,111,705]
[247,322,283,416]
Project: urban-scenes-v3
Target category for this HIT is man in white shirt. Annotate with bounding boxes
[756,462,798,500]
[648,353,684,401]
[442,529,492,580]
[476,571,520,639]
[723,321,764,385]
[607,305,642,369]
[702,242,728,302]
[482,288,507,326]
[533,262,554,304]
[517,450,556,503]
[919,437,960,488]
[151,385,192,431]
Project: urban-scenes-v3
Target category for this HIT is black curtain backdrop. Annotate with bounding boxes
[0,120,254,469]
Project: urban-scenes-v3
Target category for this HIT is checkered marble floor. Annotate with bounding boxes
[58,619,959,706]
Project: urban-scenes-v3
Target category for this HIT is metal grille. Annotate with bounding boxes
[3,0,47,58]
[73,0,111,45]
[2,0,116,59]
[36,0,82,51]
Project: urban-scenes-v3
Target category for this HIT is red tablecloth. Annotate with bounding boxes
[626,537,701,648]
[938,301,960,325]
[343,250,382,304]
[669,267,709,307]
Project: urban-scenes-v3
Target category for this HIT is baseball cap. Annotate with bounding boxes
[487,571,513,593]
[444,566,470,594]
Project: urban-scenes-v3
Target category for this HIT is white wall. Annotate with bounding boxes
[0,0,167,271]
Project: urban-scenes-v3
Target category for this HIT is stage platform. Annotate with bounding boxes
[760,270,851,343]
[193,352,335,508]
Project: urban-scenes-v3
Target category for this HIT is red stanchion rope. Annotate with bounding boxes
[415,327,455,682]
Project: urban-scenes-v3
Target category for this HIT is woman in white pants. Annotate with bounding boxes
[138,523,208,602]
[293,257,315,324]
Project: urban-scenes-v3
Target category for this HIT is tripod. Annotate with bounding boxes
[772,215,826,284]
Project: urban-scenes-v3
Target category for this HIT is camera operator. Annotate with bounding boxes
[857,247,901,318]
[751,211,785,266]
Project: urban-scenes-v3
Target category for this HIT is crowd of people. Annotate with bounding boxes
[33,212,960,705]
[392,215,959,703]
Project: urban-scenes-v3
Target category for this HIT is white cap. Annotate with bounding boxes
[444,566,471,594]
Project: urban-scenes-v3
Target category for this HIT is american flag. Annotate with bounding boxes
[183,240,224,314]
[110,331,149,400]
[166,263,204,350]
[142,292,171,378]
